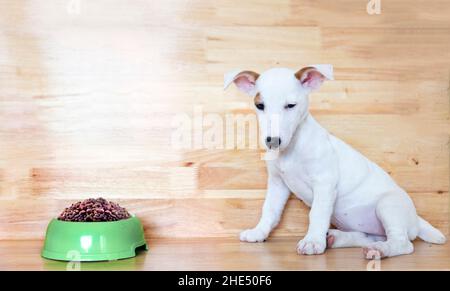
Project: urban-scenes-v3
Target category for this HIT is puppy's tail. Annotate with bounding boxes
[417,216,446,244]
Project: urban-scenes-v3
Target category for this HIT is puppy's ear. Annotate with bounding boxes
[295,64,333,91]
[224,70,260,97]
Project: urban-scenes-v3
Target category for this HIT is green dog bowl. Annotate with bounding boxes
[41,216,148,262]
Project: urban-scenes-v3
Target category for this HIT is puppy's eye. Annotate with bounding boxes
[286,103,297,109]
[255,103,265,111]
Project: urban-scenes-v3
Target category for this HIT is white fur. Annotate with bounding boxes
[226,65,446,259]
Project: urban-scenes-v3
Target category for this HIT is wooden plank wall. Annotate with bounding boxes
[0,0,449,240]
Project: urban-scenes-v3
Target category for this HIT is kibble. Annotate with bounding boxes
[58,198,131,222]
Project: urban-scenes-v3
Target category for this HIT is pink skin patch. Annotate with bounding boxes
[232,71,259,95]
[234,76,255,94]
[326,235,335,248]
[301,70,325,91]
[332,204,386,236]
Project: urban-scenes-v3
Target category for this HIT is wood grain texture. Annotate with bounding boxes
[1,239,449,270]
[0,0,449,241]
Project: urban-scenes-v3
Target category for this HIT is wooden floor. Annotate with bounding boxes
[0,238,449,271]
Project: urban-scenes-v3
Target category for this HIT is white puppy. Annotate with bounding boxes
[224,65,446,259]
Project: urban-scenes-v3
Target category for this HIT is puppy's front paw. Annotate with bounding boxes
[240,228,268,243]
[297,236,326,255]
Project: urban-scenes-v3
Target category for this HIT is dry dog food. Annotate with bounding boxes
[58,198,131,222]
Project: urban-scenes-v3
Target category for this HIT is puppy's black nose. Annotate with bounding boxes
[265,136,281,149]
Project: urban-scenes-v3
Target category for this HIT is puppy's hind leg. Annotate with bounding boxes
[363,191,418,259]
[327,229,385,249]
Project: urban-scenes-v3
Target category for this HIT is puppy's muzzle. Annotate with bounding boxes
[265,136,281,149]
